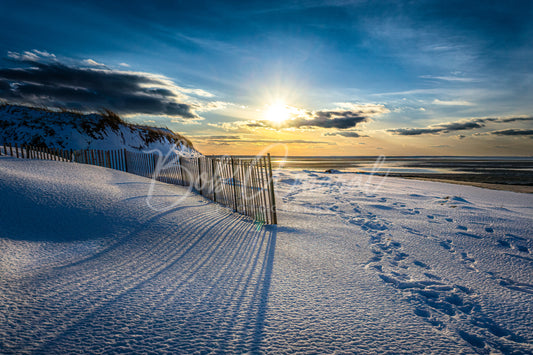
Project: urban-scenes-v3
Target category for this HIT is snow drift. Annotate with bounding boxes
[0,103,197,155]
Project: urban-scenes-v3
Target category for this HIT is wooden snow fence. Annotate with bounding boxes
[0,142,277,225]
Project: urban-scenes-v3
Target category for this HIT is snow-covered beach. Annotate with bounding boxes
[1,157,532,354]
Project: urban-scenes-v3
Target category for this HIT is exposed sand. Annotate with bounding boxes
[400,176,533,194]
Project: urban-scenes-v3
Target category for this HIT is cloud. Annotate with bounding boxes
[0,50,209,119]
[192,135,242,141]
[215,111,369,131]
[323,131,368,138]
[432,99,474,106]
[489,129,533,136]
[285,110,372,129]
[499,117,533,123]
[420,75,476,82]
[389,127,443,136]
[7,49,56,62]
[221,138,336,145]
[195,100,231,112]
[193,135,336,145]
[179,88,215,98]
[82,59,106,67]
[388,116,533,136]
[214,104,388,132]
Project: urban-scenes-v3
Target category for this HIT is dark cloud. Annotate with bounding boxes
[0,52,199,119]
[323,131,367,138]
[285,111,370,129]
[388,116,533,136]
[489,129,533,136]
[499,117,533,123]
[236,110,376,130]
[388,127,443,135]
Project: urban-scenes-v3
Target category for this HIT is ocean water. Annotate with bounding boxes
[268,156,533,175]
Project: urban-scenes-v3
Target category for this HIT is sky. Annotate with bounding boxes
[0,0,532,156]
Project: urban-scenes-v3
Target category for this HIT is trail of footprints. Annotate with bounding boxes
[332,194,530,353]
[282,179,532,352]
[366,234,527,352]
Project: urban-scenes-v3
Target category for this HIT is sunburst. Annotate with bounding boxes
[264,101,291,123]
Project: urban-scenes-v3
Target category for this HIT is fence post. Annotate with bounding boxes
[211,158,217,203]
[177,155,183,185]
[15,143,19,158]
[105,151,110,168]
[152,154,157,179]
[267,153,277,224]
[9,143,13,157]
[123,149,128,172]
[240,161,247,217]
[197,157,203,195]
[230,158,238,211]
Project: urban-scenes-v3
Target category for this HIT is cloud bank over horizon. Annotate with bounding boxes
[388,116,533,136]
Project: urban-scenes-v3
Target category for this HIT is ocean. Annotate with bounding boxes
[267,156,533,186]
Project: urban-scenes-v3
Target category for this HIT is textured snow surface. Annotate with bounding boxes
[0,104,199,156]
[0,158,532,354]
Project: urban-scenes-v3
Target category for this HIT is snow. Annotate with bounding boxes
[1,157,532,354]
[0,104,199,156]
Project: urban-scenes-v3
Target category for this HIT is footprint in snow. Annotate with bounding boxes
[413,260,430,269]
[505,233,526,241]
[440,240,453,250]
[450,196,471,204]
[369,204,394,211]
[460,252,478,271]
[498,278,533,294]
[515,245,530,253]
[456,231,482,239]
[457,330,485,349]
[424,273,442,280]
[497,239,511,248]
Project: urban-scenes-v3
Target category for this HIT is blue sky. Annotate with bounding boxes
[1,0,532,155]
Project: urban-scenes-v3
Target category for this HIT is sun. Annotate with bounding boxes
[264,101,291,123]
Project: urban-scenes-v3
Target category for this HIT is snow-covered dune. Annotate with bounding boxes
[1,158,532,353]
[0,103,198,155]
